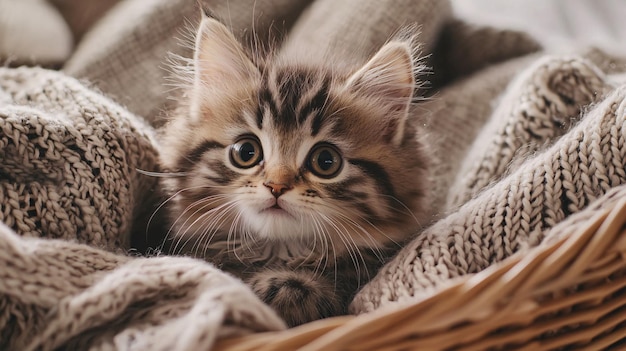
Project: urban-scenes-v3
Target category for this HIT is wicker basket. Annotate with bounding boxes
[215,198,626,350]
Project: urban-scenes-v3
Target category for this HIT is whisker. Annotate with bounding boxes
[168,195,232,254]
[189,197,245,259]
[309,214,330,279]
[316,202,390,263]
[152,186,230,251]
[227,203,249,261]
[194,200,241,257]
[172,195,231,238]
[332,213,385,272]
[136,168,189,178]
[380,194,424,227]
[296,211,324,274]
[324,201,403,250]
[319,212,367,284]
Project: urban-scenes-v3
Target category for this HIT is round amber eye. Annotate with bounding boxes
[308,144,342,178]
[230,136,263,168]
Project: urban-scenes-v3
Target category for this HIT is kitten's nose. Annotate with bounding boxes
[263,181,292,198]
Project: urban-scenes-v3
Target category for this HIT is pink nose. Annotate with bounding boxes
[263,182,292,198]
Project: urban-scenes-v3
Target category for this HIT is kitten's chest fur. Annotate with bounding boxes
[201,232,390,284]
[194,232,330,271]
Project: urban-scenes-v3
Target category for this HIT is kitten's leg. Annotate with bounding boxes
[247,269,343,327]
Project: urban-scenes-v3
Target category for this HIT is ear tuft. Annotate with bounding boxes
[193,16,259,93]
[196,0,216,19]
[345,40,416,145]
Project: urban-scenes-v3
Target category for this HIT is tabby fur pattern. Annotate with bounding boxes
[159,9,429,326]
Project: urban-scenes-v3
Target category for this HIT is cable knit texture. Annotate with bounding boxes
[2,0,626,349]
[351,54,626,312]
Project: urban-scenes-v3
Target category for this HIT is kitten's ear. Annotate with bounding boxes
[193,14,259,93]
[345,41,415,145]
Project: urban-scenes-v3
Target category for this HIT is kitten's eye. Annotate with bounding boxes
[230,136,263,168]
[308,144,342,178]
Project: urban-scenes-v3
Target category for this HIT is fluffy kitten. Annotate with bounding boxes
[159,10,429,326]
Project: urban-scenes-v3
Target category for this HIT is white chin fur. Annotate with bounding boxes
[243,207,311,241]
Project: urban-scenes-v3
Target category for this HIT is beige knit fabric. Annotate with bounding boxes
[0,67,158,250]
[0,68,284,351]
[4,0,626,349]
[279,0,451,64]
[0,223,284,351]
[351,53,626,313]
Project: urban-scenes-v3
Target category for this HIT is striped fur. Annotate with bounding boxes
[158,14,429,326]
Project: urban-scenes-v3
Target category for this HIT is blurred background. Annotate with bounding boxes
[1,0,626,68]
[453,0,626,54]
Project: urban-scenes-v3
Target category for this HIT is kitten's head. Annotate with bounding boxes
[160,15,430,257]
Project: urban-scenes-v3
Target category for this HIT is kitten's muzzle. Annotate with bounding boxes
[263,181,292,198]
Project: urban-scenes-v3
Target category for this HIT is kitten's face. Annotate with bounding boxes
[160,16,429,256]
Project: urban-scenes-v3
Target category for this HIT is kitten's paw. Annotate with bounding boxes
[248,269,342,327]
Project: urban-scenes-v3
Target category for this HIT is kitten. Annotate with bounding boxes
[158,10,429,327]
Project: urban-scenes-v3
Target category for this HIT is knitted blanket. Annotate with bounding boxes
[2,0,626,350]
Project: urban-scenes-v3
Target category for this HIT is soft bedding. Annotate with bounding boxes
[1,0,626,349]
